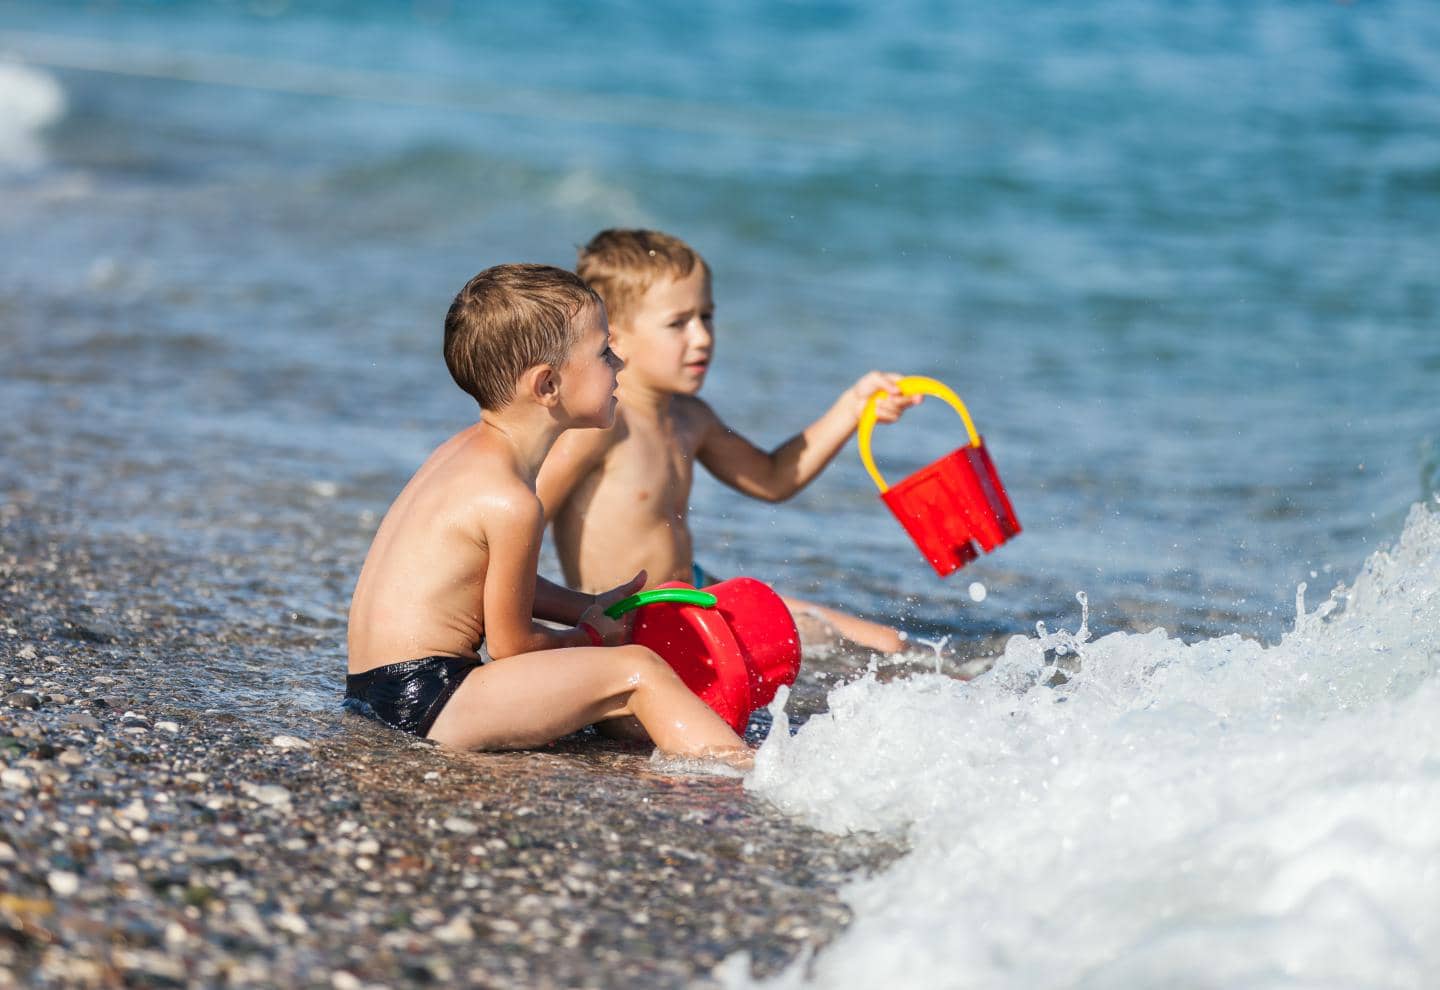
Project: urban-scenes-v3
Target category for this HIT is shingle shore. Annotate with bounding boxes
[0,506,897,989]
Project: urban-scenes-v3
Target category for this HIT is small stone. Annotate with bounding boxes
[57,749,85,767]
[331,971,362,990]
[1,768,33,791]
[47,871,79,896]
[0,842,15,863]
[270,735,311,750]
[355,839,380,856]
[273,912,309,935]
[120,712,151,728]
[246,784,293,808]
[117,799,149,824]
[3,691,40,710]
[154,721,180,734]
[16,645,37,661]
[443,817,478,835]
[433,913,475,944]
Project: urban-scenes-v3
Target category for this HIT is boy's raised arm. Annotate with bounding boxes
[697,371,919,502]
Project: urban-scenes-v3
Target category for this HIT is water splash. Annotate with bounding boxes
[0,60,65,170]
[734,503,1440,989]
[913,635,951,674]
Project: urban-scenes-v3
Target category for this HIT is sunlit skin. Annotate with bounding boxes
[538,266,922,654]
[347,300,751,766]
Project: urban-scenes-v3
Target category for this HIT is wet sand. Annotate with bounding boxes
[0,494,904,989]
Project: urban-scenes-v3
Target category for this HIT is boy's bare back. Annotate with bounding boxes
[348,424,536,671]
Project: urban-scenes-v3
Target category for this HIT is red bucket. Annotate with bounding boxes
[611,578,801,733]
[858,376,1020,577]
[707,577,801,708]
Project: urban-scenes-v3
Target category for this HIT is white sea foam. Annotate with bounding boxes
[0,60,65,169]
[727,500,1440,989]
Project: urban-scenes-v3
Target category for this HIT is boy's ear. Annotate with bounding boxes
[523,364,561,408]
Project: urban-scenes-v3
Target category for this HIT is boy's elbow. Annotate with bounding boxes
[483,639,523,662]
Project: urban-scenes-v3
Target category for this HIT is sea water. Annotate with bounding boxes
[735,502,1440,987]
[1,1,1438,984]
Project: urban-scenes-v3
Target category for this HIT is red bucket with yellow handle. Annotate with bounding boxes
[858,376,1020,577]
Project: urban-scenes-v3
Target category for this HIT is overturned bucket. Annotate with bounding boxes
[858,376,1021,577]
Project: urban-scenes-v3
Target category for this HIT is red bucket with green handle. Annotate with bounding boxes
[606,578,800,733]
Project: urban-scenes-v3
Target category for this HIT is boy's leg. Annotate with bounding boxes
[781,595,907,654]
[595,716,651,742]
[425,644,746,759]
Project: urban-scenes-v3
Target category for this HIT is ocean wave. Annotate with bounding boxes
[731,499,1440,989]
[0,59,65,169]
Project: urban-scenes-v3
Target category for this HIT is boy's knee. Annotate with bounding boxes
[612,644,675,685]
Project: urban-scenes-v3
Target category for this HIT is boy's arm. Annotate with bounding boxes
[532,425,624,624]
[481,494,627,658]
[532,572,647,626]
[536,424,615,524]
[696,371,919,502]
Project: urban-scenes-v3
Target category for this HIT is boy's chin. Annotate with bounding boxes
[586,399,618,429]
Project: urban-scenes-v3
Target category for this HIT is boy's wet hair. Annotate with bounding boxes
[576,229,708,328]
[444,264,602,411]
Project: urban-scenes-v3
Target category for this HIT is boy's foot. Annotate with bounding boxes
[783,596,907,654]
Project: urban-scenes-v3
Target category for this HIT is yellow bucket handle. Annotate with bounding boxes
[857,376,980,494]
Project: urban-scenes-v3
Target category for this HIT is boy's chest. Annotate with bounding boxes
[606,417,703,514]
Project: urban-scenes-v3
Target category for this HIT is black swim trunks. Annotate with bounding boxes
[344,656,482,738]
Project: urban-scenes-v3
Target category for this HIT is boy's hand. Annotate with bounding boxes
[578,572,645,646]
[578,601,630,647]
[593,570,647,615]
[845,371,922,424]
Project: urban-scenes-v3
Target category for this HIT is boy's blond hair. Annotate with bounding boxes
[444,263,601,411]
[576,229,708,329]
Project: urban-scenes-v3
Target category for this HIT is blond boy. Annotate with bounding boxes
[537,231,919,654]
[346,264,749,762]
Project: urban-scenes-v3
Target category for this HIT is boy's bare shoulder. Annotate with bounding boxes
[673,394,719,428]
[423,437,543,534]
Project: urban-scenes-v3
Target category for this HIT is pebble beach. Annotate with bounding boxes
[1,496,896,988]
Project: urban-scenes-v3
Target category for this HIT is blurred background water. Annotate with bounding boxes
[3,0,1436,656]
[3,2,1439,985]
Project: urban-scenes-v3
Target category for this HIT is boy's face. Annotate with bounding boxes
[559,302,623,429]
[612,266,714,396]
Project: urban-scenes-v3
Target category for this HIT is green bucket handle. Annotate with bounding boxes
[604,588,718,619]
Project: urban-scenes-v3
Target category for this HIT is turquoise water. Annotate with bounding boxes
[4,1,1435,645]
[4,2,1440,985]
[3,0,1438,636]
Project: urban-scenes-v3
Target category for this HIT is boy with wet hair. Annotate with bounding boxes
[346,263,750,763]
[537,230,919,654]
